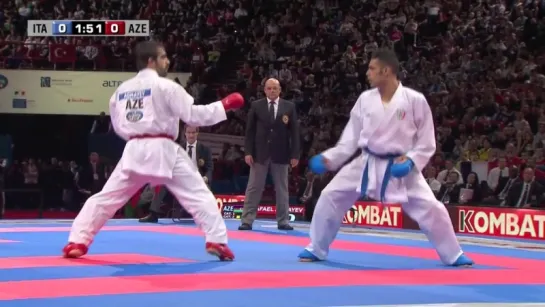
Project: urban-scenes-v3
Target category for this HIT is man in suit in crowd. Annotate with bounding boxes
[139,125,213,223]
[484,165,520,206]
[424,165,442,196]
[76,152,107,199]
[239,78,300,230]
[436,171,462,204]
[505,167,544,208]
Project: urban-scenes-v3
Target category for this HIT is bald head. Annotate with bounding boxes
[265,78,280,86]
[264,78,281,101]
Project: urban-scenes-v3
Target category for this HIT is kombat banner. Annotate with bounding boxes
[212,195,545,240]
[349,202,545,241]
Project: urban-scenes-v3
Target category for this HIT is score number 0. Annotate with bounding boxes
[57,23,67,33]
[52,21,71,35]
[109,23,119,34]
[105,21,125,35]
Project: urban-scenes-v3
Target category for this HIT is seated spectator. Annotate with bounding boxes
[485,166,521,206]
[23,160,39,186]
[487,157,510,193]
[75,152,106,202]
[437,160,463,185]
[459,172,483,204]
[424,165,441,196]
[505,167,544,208]
[437,172,462,205]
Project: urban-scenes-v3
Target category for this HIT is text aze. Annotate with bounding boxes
[126,99,143,109]
[128,24,147,33]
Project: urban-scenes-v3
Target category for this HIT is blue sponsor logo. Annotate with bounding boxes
[119,89,151,100]
[126,110,143,122]
[12,98,27,109]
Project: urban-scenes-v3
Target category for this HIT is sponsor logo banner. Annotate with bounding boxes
[213,197,545,239]
[214,194,305,221]
[342,201,403,228]
[213,196,545,240]
[457,206,545,240]
[0,71,189,115]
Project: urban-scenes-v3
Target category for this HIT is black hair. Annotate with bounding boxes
[134,41,164,70]
[184,125,199,132]
[371,49,400,75]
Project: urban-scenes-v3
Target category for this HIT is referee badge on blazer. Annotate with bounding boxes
[198,159,205,167]
[282,114,289,124]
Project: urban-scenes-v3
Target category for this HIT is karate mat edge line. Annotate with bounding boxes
[4,218,545,245]
[2,218,544,247]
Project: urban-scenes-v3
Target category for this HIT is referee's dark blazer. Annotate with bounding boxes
[244,98,300,164]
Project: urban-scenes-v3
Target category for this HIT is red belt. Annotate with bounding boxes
[129,134,174,140]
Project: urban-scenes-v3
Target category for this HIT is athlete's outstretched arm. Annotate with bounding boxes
[167,81,228,127]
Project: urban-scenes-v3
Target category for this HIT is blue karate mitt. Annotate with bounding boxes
[390,159,414,178]
[309,154,328,175]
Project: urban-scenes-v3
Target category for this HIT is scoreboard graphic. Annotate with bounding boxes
[28,20,149,36]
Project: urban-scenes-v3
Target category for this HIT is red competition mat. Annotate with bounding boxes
[0,219,544,307]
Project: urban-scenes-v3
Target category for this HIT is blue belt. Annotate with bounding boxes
[360,147,400,202]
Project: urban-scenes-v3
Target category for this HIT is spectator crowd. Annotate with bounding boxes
[1,0,545,216]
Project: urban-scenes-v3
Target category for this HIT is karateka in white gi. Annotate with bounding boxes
[63,41,243,261]
[301,49,473,267]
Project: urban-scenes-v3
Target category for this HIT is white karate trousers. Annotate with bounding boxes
[68,138,227,246]
[306,154,463,265]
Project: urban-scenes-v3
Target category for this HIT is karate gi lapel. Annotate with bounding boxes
[371,83,406,137]
[381,83,404,121]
